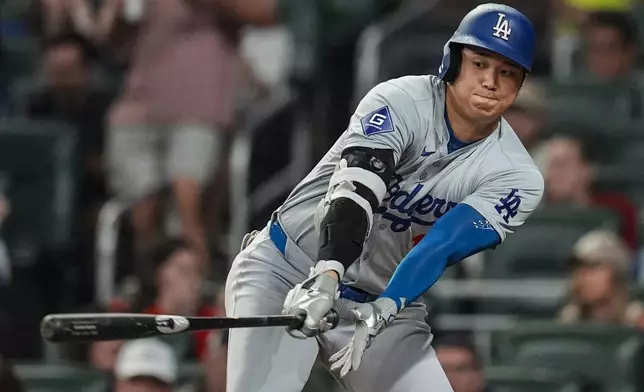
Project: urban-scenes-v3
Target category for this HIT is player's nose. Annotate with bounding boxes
[480,69,498,91]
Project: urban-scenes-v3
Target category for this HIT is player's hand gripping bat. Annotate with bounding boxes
[40,310,339,343]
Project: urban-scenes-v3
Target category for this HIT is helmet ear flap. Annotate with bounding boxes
[442,43,462,84]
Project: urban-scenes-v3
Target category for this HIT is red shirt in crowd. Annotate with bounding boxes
[592,192,639,250]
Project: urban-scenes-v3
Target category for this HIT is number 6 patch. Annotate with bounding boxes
[361,106,394,136]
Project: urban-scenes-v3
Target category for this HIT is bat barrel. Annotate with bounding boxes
[40,314,189,343]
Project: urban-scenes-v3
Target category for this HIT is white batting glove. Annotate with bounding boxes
[282,261,342,339]
[329,297,398,378]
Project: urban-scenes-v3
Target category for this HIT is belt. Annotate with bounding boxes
[268,217,378,303]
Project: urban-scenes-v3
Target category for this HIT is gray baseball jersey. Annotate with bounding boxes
[224,74,543,392]
[279,74,543,294]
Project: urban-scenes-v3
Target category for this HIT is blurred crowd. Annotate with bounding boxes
[1,0,644,391]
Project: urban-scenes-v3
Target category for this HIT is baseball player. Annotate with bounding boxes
[225,3,544,392]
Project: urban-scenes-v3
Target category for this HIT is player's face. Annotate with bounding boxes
[451,47,523,122]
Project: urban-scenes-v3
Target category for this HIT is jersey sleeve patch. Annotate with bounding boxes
[361,106,394,136]
[494,188,522,223]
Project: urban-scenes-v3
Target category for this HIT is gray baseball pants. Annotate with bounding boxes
[224,224,453,392]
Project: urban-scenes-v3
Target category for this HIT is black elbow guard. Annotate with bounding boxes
[317,198,368,267]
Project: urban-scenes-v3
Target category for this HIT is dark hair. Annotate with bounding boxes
[134,238,199,310]
[43,32,96,64]
[433,332,481,368]
[586,11,638,47]
[147,238,196,271]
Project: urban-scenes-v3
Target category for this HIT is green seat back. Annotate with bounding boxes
[1,37,40,80]
[484,206,621,279]
[0,0,33,19]
[547,117,644,166]
[485,366,589,392]
[15,363,207,392]
[492,322,644,392]
[14,364,104,392]
[547,81,643,122]
[0,119,77,249]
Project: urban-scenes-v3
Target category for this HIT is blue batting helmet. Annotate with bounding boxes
[438,3,536,83]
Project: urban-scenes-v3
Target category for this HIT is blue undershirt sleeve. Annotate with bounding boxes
[379,203,501,310]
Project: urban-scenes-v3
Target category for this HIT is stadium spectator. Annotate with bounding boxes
[504,80,548,152]
[29,0,96,41]
[535,136,638,248]
[0,355,24,392]
[558,230,644,328]
[582,11,639,81]
[97,0,254,261]
[26,33,112,213]
[121,238,222,362]
[434,333,486,392]
[550,0,634,79]
[114,339,177,392]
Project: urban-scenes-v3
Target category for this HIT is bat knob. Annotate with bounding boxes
[323,309,339,330]
[290,309,339,332]
[40,315,61,342]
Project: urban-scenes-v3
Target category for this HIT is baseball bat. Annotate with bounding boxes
[40,310,339,343]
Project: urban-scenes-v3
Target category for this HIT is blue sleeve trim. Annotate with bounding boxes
[379,203,500,309]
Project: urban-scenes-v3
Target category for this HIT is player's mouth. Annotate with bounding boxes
[473,94,498,101]
[471,94,500,113]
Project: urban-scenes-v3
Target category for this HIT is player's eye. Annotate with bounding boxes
[472,61,484,68]
[500,69,515,77]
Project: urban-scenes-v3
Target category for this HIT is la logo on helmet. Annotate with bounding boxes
[492,13,512,41]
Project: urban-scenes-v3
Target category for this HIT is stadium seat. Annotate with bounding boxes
[378,35,452,80]
[593,166,644,207]
[14,363,206,392]
[0,37,40,80]
[483,206,621,279]
[631,286,644,302]
[13,364,104,392]
[0,0,33,20]
[491,322,644,392]
[0,119,77,250]
[485,365,592,392]
[547,81,644,122]
[546,116,644,166]
[0,119,78,318]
